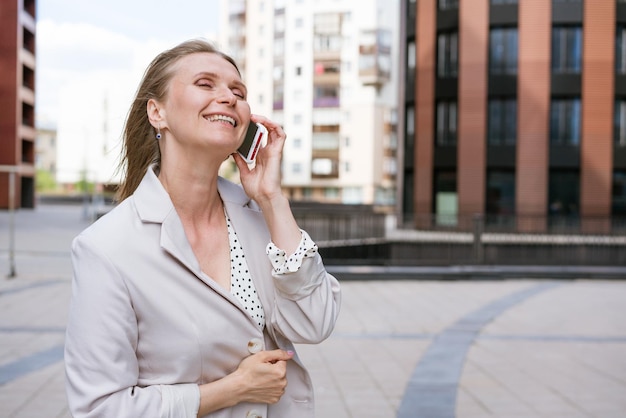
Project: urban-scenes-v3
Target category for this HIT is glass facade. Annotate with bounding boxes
[488,98,517,145]
[486,170,515,215]
[437,31,458,78]
[613,171,626,216]
[434,170,457,225]
[552,26,582,73]
[549,170,580,216]
[550,99,581,145]
[436,101,457,146]
[490,28,518,75]
[615,99,626,147]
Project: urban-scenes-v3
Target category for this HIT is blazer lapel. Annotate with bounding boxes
[133,167,228,297]
[133,168,274,321]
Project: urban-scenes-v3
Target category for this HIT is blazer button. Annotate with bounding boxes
[247,338,263,354]
[246,409,262,418]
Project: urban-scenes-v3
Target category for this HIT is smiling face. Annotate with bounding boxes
[158,52,251,159]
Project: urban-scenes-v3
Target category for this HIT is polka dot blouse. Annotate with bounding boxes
[266,230,318,274]
[225,211,318,330]
[226,213,265,329]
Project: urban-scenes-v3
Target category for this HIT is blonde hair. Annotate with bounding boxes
[115,39,240,202]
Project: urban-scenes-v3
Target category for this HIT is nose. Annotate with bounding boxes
[218,87,237,106]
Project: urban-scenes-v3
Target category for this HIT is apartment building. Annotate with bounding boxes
[399,0,626,230]
[0,0,36,209]
[219,0,399,206]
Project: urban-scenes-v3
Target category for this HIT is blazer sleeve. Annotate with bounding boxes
[268,245,341,345]
[64,234,200,418]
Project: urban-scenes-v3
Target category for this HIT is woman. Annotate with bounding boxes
[64,39,341,418]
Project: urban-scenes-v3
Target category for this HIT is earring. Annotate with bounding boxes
[156,126,162,140]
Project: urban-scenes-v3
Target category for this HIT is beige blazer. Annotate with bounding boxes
[64,167,341,418]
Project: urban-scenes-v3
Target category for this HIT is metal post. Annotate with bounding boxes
[8,171,16,278]
[473,213,484,265]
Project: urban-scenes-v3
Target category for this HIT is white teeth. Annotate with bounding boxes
[207,114,236,126]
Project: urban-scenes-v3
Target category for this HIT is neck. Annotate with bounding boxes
[158,159,223,223]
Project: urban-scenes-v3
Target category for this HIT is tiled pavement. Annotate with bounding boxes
[1,205,626,417]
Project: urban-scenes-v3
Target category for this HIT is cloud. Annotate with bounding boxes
[35,19,175,125]
[36,20,133,123]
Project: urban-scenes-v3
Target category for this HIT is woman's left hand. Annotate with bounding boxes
[233,115,286,205]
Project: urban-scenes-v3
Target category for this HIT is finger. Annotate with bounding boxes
[250,115,285,139]
[261,349,294,363]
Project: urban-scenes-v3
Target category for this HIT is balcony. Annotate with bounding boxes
[359,29,391,88]
[313,97,340,108]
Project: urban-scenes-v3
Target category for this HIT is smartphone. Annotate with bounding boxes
[238,122,267,164]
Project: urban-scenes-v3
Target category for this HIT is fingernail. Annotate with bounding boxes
[287,350,294,356]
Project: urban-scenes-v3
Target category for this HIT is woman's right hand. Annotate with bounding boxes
[197,349,294,415]
[232,349,294,404]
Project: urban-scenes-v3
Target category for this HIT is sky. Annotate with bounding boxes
[35,0,222,183]
[36,0,221,126]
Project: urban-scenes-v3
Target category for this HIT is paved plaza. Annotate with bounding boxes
[1,204,626,417]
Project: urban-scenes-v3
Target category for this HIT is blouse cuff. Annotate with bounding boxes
[159,383,200,418]
[266,229,318,274]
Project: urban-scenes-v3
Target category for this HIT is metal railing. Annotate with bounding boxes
[293,208,626,266]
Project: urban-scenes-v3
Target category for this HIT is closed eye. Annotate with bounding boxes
[197,79,214,88]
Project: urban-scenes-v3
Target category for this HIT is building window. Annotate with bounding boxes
[436,101,457,146]
[312,158,336,175]
[549,170,579,217]
[552,26,582,74]
[313,85,340,107]
[312,130,339,150]
[406,106,415,147]
[314,13,342,52]
[437,31,458,78]
[314,35,342,52]
[275,13,285,34]
[615,99,626,147]
[343,187,362,204]
[434,170,457,226]
[617,26,626,74]
[407,39,416,73]
[490,28,518,75]
[409,0,417,18]
[324,187,340,199]
[486,170,515,216]
[384,156,397,175]
[274,38,284,57]
[613,170,626,216]
[273,85,284,110]
[314,60,341,74]
[550,98,580,145]
[438,0,458,9]
[491,0,517,4]
[488,98,517,145]
[273,66,284,81]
